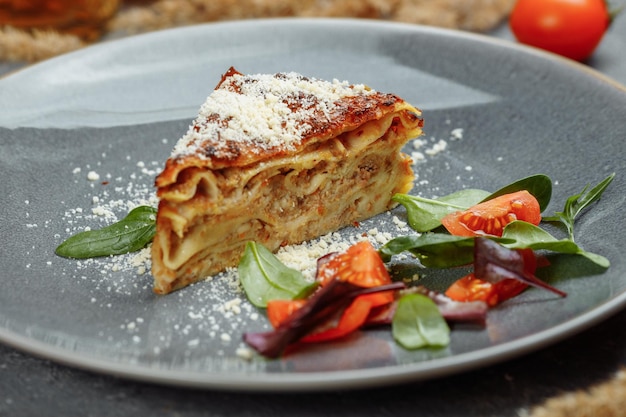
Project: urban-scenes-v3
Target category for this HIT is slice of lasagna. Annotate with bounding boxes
[152,67,423,294]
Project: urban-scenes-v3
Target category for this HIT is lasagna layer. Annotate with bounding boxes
[152,68,423,294]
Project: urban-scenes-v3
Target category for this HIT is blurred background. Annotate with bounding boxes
[2,0,622,68]
[0,0,518,62]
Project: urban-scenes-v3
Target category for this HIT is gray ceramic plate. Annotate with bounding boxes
[1,19,625,391]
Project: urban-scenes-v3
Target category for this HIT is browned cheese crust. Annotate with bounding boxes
[152,67,423,294]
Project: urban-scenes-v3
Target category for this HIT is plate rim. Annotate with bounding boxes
[0,291,626,393]
[2,291,625,391]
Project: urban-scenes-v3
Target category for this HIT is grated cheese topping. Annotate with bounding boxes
[171,71,374,158]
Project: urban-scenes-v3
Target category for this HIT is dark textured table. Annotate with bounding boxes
[1,16,625,417]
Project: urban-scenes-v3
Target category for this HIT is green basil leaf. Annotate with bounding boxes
[392,189,490,232]
[544,173,615,241]
[55,205,157,259]
[380,233,483,268]
[501,221,578,251]
[501,221,610,268]
[481,174,553,212]
[238,241,316,308]
[392,293,450,349]
[576,251,612,269]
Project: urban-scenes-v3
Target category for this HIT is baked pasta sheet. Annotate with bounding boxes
[152,67,423,294]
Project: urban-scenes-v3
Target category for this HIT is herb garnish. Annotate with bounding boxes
[55,205,157,259]
[392,293,451,349]
[238,241,318,308]
[383,174,613,269]
[543,173,615,241]
[243,279,406,358]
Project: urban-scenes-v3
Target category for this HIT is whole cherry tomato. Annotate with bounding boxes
[509,0,611,61]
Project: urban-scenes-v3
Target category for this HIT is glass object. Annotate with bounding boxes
[0,0,120,41]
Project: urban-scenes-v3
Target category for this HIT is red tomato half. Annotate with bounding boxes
[441,190,541,237]
[445,274,528,307]
[317,240,392,288]
[509,0,610,61]
[445,248,537,306]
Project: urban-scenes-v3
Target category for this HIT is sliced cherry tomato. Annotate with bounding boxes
[317,240,392,287]
[266,241,396,342]
[445,248,537,306]
[445,274,528,307]
[441,190,541,237]
[509,0,611,61]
